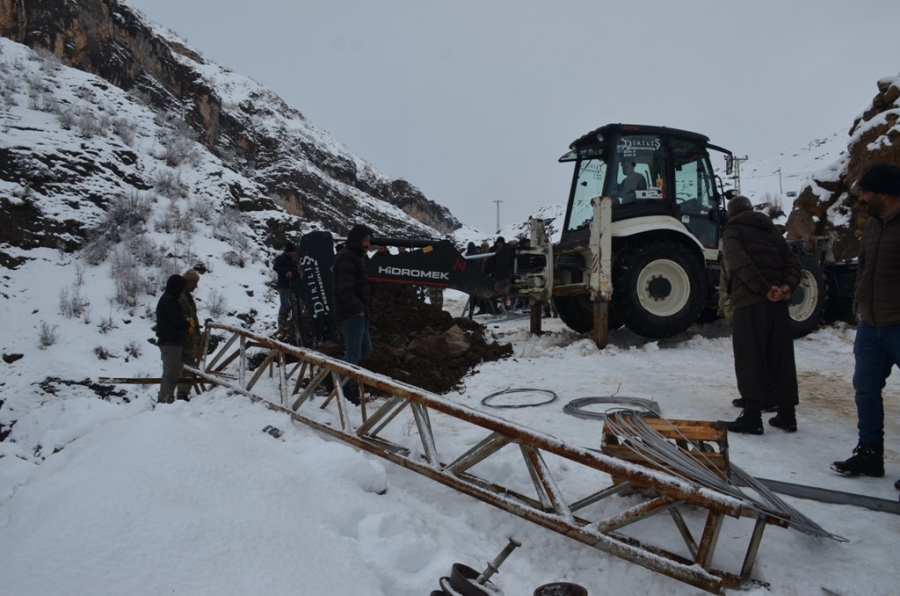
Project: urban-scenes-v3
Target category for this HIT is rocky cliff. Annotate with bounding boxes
[785,75,900,261]
[0,0,460,256]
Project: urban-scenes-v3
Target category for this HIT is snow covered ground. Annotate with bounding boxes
[2,286,899,596]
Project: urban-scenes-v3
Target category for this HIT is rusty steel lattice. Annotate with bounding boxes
[189,323,793,594]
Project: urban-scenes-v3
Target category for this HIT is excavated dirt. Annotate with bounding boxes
[317,283,512,394]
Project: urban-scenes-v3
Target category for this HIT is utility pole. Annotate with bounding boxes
[732,155,749,194]
[776,167,783,195]
[493,199,503,233]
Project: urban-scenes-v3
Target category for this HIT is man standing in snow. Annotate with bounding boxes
[832,163,900,494]
[176,268,201,401]
[155,274,189,405]
[721,195,801,435]
[332,224,374,405]
[273,241,299,333]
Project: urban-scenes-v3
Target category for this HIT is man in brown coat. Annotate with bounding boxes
[722,195,801,434]
[832,163,900,493]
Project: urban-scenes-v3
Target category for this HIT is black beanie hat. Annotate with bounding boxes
[284,241,297,253]
[858,163,900,196]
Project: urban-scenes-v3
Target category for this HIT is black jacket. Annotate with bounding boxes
[156,275,189,345]
[856,212,900,327]
[722,210,800,310]
[332,226,372,322]
[273,252,299,289]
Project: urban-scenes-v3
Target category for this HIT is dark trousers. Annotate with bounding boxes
[732,300,798,410]
[853,322,900,445]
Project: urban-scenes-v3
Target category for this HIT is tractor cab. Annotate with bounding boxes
[559,124,733,251]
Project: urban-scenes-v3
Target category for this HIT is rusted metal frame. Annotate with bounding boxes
[204,324,749,518]
[410,401,439,466]
[669,506,700,560]
[286,360,309,394]
[520,443,573,519]
[238,335,247,386]
[695,511,726,570]
[98,376,208,385]
[445,432,513,476]
[277,351,286,406]
[245,349,278,392]
[356,396,409,439]
[740,515,768,580]
[205,331,238,371]
[291,366,331,411]
[569,482,635,512]
[588,496,679,534]
[188,367,729,594]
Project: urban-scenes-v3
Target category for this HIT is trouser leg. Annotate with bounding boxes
[159,345,183,404]
[768,302,799,408]
[853,323,899,445]
[731,301,774,409]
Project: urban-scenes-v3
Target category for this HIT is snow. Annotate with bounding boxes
[2,27,900,596]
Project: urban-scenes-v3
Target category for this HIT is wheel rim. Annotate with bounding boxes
[789,269,819,322]
[635,259,691,317]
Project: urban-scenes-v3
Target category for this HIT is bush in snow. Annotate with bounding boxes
[124,339,142,360]
[111,116,136,146]
[81,235,112,266]
[94,346,113,360]
[77,111,102,139]
[152,169,188,200]
[222,250,245,268]
[38,322,58,349]
[57,106,76,130]
[58,286,90,319]
[205,288,227,319]
[104,191,153,242]
[110,248,148,308]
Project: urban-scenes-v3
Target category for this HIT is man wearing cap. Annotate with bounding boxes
[273,241,300,333]
[177,268,201,401]
[333,224,374,405]
[155,274,189,405]
[721,195,801,435]
[832,163,900,493]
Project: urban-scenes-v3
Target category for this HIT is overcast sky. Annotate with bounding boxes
[125,0,900,234]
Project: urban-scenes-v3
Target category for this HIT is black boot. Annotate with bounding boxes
[831,443,884,477]
[726,409,763,435]
[731,398,777,413]
[342,381,361,406]
[894,478,900,491]
[768,406,797,433]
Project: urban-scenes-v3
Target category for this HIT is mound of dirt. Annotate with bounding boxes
[319,284,512,394]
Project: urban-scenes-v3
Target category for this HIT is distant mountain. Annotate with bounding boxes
[0,0,460,263]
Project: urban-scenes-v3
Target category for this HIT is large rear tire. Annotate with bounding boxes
[612,240,708,339]
[789,253,826,338]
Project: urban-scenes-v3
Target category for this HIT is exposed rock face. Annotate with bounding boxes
[785,75,900,261]
[0,0,460,247]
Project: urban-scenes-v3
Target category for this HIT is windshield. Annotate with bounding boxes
[565,151,608,231]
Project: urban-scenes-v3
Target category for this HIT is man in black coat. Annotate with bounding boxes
[156,274,189,404]
[332,224,374,404]
[273,241,300,332]
[722,196,801,434]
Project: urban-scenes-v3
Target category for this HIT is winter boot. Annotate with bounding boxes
[768,406,797,433]
[895,478,900,491]
[831,443,884,477]
[342,381,361,406]
[732,398,777,413]
[726,409,764,435]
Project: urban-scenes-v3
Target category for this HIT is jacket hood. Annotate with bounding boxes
[729,209,775,232]
[346,224,374,253]
[164,274,187,296]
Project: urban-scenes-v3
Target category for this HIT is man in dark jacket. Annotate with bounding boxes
[722,195,801,434]
[333,224,374,404]
[832,163,900,492]
[177,268,201,401]
[273,241,299,332]
[156,274,189,405]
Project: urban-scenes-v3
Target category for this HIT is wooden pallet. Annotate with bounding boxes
[601,417,730,481]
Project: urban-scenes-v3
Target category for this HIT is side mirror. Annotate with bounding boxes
[725,155,734,176]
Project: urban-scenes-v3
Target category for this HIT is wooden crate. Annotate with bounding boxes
[601,417,730,481]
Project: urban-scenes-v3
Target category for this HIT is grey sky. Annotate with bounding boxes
[125,0,900,234]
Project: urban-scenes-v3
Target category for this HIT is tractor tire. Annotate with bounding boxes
[553,295,623,334]
[789,253,826,338]
[612,239,708,339]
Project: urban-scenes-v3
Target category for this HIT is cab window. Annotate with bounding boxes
[613,135,665,204]
[565,153,607,231]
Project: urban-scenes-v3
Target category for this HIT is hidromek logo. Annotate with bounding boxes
[377,266,450,280]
